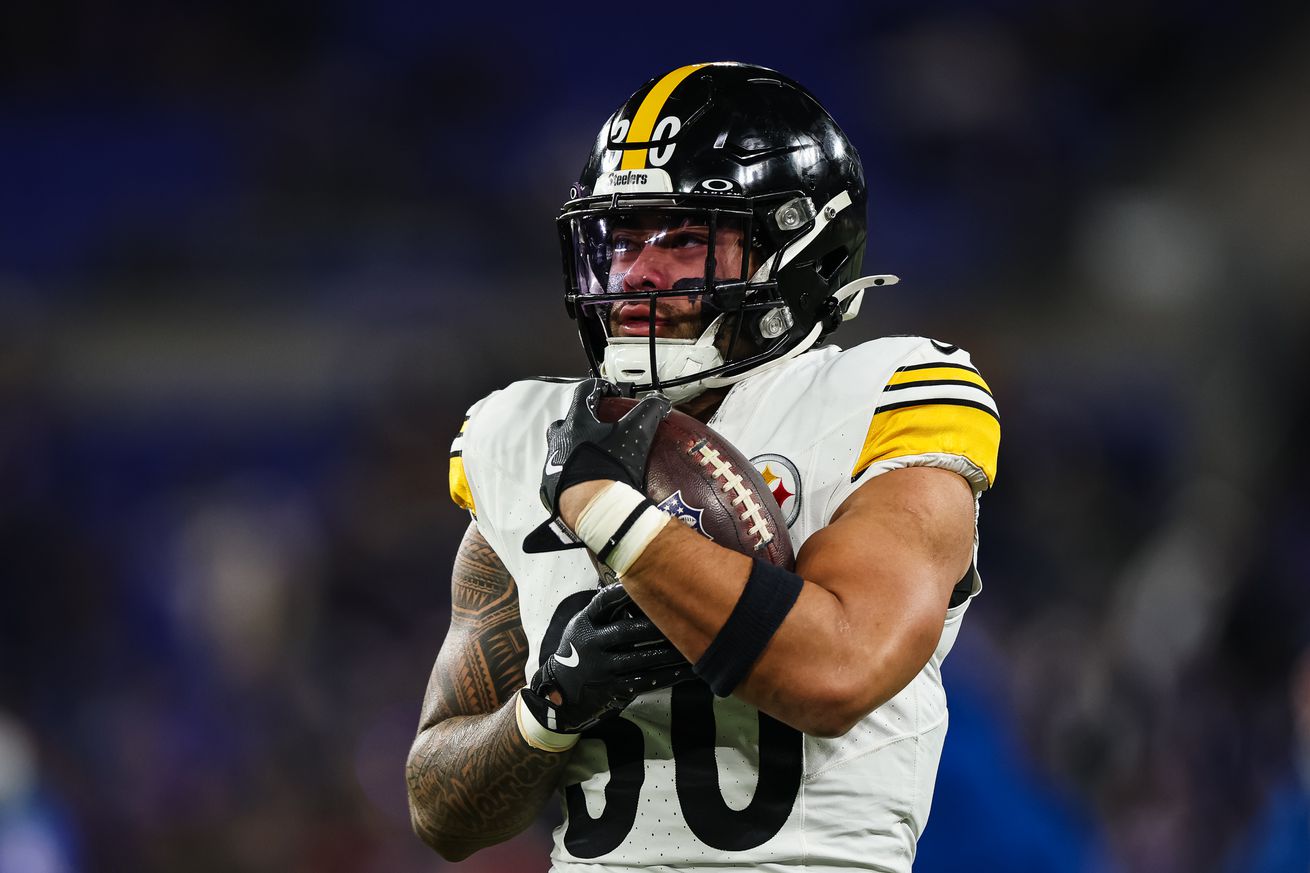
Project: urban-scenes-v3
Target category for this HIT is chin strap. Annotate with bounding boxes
[833,273,899,323]
[750,190,854,282]
[700,274,900,389]
[699,320,823,389]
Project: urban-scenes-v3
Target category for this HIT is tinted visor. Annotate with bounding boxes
[569,209,752,298]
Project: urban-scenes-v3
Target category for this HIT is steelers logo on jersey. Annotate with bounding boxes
[750,453,802,527]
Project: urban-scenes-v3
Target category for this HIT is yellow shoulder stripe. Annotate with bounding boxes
[887,365,992,394]
[449,415,474,512]
[620,64,707,170]
[449,455,475,513]
[853,402,1000,487]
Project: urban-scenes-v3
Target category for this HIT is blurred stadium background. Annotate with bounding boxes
[3,1,1309,871]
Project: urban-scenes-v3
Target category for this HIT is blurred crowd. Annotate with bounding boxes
[2,2,1309,871]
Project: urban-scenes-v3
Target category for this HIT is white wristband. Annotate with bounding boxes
[574,481,671,576]
[515,690,580,753]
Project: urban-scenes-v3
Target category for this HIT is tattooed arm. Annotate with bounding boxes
[406,521,571,861]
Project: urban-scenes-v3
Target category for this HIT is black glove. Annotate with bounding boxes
[521,583,692,735]
[539,379,671,517]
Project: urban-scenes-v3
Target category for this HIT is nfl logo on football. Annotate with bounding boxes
[656,490,712,540]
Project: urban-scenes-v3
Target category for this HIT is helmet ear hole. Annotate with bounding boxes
[818,246,851,283]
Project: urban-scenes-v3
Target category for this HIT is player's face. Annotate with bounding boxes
[605,217,749,340]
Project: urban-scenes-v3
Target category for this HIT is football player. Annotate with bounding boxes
[407,62,1000,873]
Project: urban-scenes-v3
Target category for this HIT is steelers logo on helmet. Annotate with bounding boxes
[750,453,802,527]
[558,61,896,403]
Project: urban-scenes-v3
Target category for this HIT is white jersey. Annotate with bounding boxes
[448,336,1000,873]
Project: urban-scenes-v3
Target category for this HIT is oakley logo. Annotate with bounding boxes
[698,177,737,193]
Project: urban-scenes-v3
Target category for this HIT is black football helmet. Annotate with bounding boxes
[558,61,897,401]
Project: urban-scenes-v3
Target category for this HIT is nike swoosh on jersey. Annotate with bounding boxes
[556,644,580,667]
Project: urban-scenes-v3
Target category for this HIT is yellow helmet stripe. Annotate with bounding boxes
[620,63,708,170]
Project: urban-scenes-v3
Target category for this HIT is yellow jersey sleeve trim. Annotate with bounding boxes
[449,415,474,513]
[853,402,1000,488]
[449,454,475,514]
[886,365,992,394]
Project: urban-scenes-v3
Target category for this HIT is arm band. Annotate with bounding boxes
[574,481,670,576]
[693,558,804,697]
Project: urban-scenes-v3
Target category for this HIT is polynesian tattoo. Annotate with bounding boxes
[406,523,569,854]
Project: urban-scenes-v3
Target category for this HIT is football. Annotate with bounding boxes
[596,397,795,570]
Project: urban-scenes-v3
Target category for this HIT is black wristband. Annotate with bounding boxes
[693,559,804,697]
